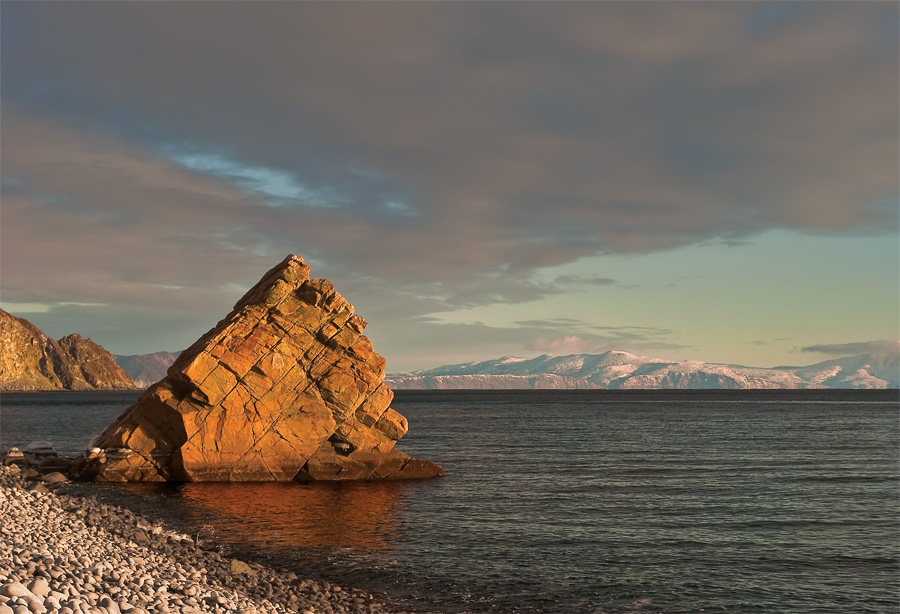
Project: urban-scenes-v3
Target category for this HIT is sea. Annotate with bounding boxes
[1,389,898,614]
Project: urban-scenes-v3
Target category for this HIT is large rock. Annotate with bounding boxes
[0,310,136,391]
[73,255,443,482]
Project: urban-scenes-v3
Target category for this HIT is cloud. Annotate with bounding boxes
[0,302,107,314]
[367,315,687,371]
[800,339,900,356]
[512,318,590,330]
[164,148,342,208]
[531,335,597,355]
[552,275,616,288]
[400,272,620,312]
[0,2,896,363]
[3,4,896,283]
[0,109,278,299]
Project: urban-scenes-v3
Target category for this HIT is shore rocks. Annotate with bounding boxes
[72,254,443,483]
[0,465,404,614]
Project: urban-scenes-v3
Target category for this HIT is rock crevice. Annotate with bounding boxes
[74,254,443,482]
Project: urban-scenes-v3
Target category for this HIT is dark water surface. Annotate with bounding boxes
[2,389,898,613]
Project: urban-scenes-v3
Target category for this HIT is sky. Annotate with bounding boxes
[1,1,897,373]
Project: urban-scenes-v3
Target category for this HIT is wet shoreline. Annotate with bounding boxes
[0,465,421,614]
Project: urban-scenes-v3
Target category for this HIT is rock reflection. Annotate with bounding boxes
[162,481,410,552]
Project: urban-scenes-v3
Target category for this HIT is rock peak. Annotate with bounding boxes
[74,254,443,482]
[0,309,136,391]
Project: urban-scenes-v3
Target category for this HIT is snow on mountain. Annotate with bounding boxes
[781,351,899,389]
[385,350,899,390]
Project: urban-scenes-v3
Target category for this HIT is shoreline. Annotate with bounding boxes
[0,465,416,614]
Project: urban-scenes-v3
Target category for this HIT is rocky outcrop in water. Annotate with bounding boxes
[73,254,443,482]
[0,309,136,391]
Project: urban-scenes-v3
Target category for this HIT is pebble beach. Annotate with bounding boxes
[0,465,410,614]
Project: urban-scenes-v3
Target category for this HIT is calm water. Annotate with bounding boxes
[1,389,898,613]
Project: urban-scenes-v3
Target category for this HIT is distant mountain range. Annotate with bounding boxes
[114,351,180,388]
[3,309,896,390]
[385,350,900,390]
[0,309,136,391]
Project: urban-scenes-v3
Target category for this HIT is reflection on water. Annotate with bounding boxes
[118,480,411,552]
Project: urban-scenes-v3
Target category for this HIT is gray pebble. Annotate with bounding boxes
[0,465,403,614]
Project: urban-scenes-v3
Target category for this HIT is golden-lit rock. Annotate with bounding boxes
[73,255,443,482]
[0,309,136,391]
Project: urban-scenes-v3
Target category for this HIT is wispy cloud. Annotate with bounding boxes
[165,148,342,208]
[552,275,616,288]
[367,316,686,371]
[531,335,596,355]
[801,339,899,356]
[1,301,108,314]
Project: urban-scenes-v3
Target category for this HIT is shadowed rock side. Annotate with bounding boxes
[0,309,136,391]
[72,255,443,482]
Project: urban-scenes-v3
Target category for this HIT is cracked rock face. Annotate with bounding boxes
[73,255,444,482]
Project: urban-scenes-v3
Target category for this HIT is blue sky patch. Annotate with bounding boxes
[165,147,341,208]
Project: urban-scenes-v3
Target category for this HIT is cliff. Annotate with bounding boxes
[0,309,136,391]
[73,254,444,482]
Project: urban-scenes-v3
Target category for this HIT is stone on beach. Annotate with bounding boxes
[39,474,67,485]
[0,583,33,599]
[2,449,25,466]
[71,254,443,482]
[0,465,404,614]
[24,580,48,598]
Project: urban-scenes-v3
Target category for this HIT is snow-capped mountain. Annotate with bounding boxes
[385,350,899,390]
